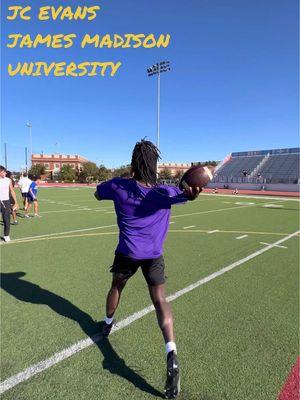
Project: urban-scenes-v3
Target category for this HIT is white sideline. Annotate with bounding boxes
[12,224,118,242]
[12,201,267,243]
[1,230,299,394]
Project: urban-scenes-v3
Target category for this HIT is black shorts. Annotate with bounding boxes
[22,192,28,198]
[110,252,166,286]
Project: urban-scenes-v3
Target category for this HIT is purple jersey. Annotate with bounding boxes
[97,178,188,259]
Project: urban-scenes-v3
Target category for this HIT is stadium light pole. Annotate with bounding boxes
[26,122,32,167]
[147,61,170,151]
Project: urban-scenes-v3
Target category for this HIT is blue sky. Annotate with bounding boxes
[1,0,298,170]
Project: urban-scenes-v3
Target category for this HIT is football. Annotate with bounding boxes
[179,165,214,190]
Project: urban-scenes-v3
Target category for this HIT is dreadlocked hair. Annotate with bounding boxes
[131,139,161,186]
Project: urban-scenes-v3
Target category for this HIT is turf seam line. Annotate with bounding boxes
[0,230,298,394]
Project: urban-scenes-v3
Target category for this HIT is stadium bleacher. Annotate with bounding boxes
[214,148,299,184]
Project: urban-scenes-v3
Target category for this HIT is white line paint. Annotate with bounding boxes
[260,242,287,249]
[1,230,298,394]
[200,193,299,202]
[207,230,219,234]
[169,222,176,224]
[12,225,118,242]
[236,235,248,240]
[183,225,195,229]
[39,209,87,214]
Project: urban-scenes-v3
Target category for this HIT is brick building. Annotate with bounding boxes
[157,162,191,177]
[31,153,89,178]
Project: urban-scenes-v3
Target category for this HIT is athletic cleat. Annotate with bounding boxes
[102,319,115,337]
[3,236,11,242]
[164,351,180,399]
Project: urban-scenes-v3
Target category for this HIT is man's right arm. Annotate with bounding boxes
[94,179,115,201]
[94,191,101,201]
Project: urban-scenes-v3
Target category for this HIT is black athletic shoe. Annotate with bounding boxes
[164,351,180,399]
[102,319,115,337]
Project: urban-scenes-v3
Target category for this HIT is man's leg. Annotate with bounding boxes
[106,273,128,317]
[148,284,180,399]
[34,200,39,216]
[2,201,11,239]
[102,273,128,336]
[148,284,175,343]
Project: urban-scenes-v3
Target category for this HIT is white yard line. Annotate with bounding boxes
[207,230,219,234]
[1,230,298,394]
[260,242,287,249]
[201,193,299,202]
[236,235,248,240]
[12,225,118,242]
[183,225,195,229]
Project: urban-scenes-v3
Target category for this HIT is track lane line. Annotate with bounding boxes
[1,230,298,394]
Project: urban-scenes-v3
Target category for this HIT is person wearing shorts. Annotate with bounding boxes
[25,176,40,218]
[95,140,200,398]
[18,173,31,209]
[6,171,18,225]
[0,166,19,242]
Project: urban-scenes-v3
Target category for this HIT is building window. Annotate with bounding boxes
[70,164,75,168]
[54,164,60,169]
[44,163,50,169]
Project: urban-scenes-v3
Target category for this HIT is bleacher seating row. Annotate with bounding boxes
[214,148,299,184]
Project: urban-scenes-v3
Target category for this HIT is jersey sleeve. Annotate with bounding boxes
[149,185,187,208]
[97,179,115,200]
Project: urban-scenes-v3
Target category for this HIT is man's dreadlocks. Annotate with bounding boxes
[131,139,161,186]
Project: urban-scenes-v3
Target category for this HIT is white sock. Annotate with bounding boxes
[105,316,114,325]
[166,341,177,355]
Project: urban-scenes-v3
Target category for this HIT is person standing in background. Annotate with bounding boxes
[0,166,19,242]
[18,172,31,210]
[6,171,18,225]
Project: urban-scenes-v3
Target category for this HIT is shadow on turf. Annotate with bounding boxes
[1,272,164,398]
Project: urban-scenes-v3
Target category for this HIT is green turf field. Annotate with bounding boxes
[1,188,299,399]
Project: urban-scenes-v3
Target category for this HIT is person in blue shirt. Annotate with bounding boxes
[25,175,41,218]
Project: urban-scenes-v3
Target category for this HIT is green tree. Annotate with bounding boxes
[80,162,98,183]
[112,165,131,178]
[97,164,112,181]
[59,164,76,182]
[29,163,46,178]
[159,168,172,180]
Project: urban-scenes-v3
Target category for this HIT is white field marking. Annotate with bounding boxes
[222,201,231,204]
[38,207,113,215]
[1,230,298,394]
[105,211,115,214]
[7,232,119,245]
[2,228,290,246]
[169,221,176,224]
[183,225,196,229]
[235,202,255,205]
[39,209,87,214]
[263,204,284,208]
[236,235,248,240]
[12,224,118,242]
[200,193,300,202]
[168,229,289,236]
[207,230,219,234]
[172,198,286,219]
[260,242,287,249]
[172,204,258,219]
[10,199,282,242]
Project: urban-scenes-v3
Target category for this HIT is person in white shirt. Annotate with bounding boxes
[0,165,19,242]
[18,172,31,209]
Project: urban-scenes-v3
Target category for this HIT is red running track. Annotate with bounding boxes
[278,357,300,400]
